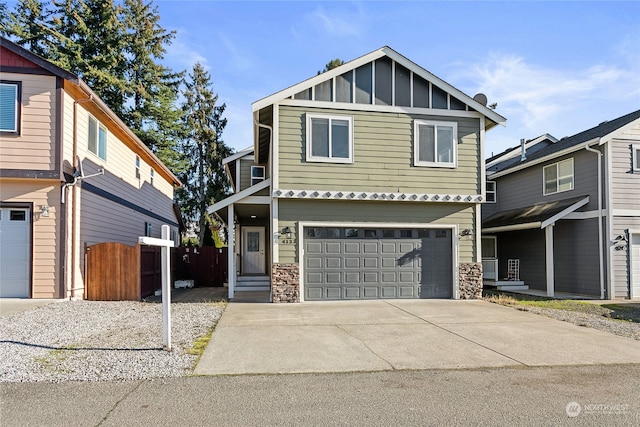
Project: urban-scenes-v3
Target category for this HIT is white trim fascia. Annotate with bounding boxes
[475,204,482,263]
[598,117,640,145]
[483,222,542,233]
[540,196,589,229]
[279,98,485,121]
[236,196,271,205]
[273,188,484,203]
[252,46,506,126]
[271,198,279,264]
[606,141,614,299]
[489,138,600,179]
[207,178,272,215]
[564,208,608,220]
[273,103,280,189]
[612,209,640,217]
[235,159,240,194]
[223,147,254,165]
[297,220,461,301]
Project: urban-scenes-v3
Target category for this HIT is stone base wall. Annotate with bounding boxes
[272,263,300,303]
[459,263,483,299]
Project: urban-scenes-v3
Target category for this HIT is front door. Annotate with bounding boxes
[243,226,265,274]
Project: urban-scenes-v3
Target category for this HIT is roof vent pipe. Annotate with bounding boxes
[520,138,526,162]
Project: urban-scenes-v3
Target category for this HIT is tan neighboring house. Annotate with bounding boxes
[0,37,181,299]
[209,46,506,302]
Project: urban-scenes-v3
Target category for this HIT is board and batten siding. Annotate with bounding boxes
[0,73,57,171]
[0,180,61,298]
[610,128,640,211]
[491,149,601,213]
[277,106,481,194]
[277,199,476,264]
[238,158,253,192]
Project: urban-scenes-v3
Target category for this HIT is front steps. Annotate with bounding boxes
[235,275,271,292]
[484,280,529,291]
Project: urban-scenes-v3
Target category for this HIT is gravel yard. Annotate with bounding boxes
[0,300,224,383]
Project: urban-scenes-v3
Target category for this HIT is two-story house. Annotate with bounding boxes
[0,37,181,299]
[482,110,640,300]
[209,47,506,302]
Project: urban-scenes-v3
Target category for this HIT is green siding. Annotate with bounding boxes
[278,106,481,193]
[277,199,476,264]
[239,159,252,191]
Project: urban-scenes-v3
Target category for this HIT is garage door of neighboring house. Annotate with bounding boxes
[0,207,31,298]
[632,233,640,299]
[303,227,453,300]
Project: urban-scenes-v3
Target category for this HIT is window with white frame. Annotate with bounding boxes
[306,114,353,163]
[150,168,155,185]
[486,181,496,203]
[0,81,21,133]
[135,156,141,178]
[543,158,573,195]
[632,144,640,173]
[88,115,107,160]
[414,120,457,167]
[250,165,265,186]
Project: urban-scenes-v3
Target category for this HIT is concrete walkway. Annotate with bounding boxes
[0,298,60,317]
[195,299,640,375]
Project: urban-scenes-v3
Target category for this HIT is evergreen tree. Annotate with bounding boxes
[0,0,52,56]
[177,63,232,245]
[318,58,345,74]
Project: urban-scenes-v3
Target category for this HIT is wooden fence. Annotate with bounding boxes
[86,243,227,301]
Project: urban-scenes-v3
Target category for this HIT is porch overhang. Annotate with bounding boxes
[482,196,590,233]
[207,178,271,225]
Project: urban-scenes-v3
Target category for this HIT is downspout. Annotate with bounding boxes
[584,142,605,299]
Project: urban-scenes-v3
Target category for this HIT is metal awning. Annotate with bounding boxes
[482,196,590,233]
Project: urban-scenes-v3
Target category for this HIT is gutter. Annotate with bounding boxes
[584,142,605,299]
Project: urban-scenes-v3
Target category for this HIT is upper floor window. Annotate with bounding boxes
[543,158,573,195]
[88,115,107,160]
[251,165,265,186]
[150,168,155,185]
[632,144,640,173]
[0,81,21,133]
[135,156,141,178]
[306,114,353,163]
[414,120,457,168]
[486,181,496,203]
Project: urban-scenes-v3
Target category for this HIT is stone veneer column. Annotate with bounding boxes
[271,263,300,303]
[459,263,483,299]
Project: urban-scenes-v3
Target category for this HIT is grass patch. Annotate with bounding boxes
[188,327,214,356]
[484,290,640,323]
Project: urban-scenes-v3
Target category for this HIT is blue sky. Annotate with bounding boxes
[154,1,640,157]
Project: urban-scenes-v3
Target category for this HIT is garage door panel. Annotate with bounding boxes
[304,227,452,300]
[306,242,323,253]
[307,287,323,300]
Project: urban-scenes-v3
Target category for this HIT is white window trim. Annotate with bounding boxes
[632,144,640,173]
[486,181,496,203]
[543,158,574,196]
[0,81,20,133]
[88,114,108,161]
[413,119,458,168]
[135,156,141,179]
[305,114,354,164]
[251,165,265,186]
[150,168,155,185]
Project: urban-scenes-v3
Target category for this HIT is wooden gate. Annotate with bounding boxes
[176,246,228,287]
[86,242,141,301]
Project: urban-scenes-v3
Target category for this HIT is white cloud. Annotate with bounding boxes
[218,33,254,71]
[164,32,209,72]
[294,4,366,39]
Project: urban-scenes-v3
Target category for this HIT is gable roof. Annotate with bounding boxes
[252,46,506,130]
[0,36,181,187]
[488,109,640,177]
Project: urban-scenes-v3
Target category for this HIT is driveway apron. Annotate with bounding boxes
[194,299,640,375]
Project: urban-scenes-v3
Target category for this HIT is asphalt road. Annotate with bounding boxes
[2,365,639,426]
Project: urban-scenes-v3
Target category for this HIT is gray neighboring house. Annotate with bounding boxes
[482,109,640,300]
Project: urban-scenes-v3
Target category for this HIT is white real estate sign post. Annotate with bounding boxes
[139,224,174,351]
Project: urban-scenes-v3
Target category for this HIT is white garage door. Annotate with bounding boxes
[0,207,31,297]
[632,233,640,299]
[304,227,453,300]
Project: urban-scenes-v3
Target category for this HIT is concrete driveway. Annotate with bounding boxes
[194,299,640,375]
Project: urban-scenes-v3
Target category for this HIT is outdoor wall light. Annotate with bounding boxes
[614,235,627,242]
[40,205,50,217]
[459,229,473,236]
[281,226,292,238]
